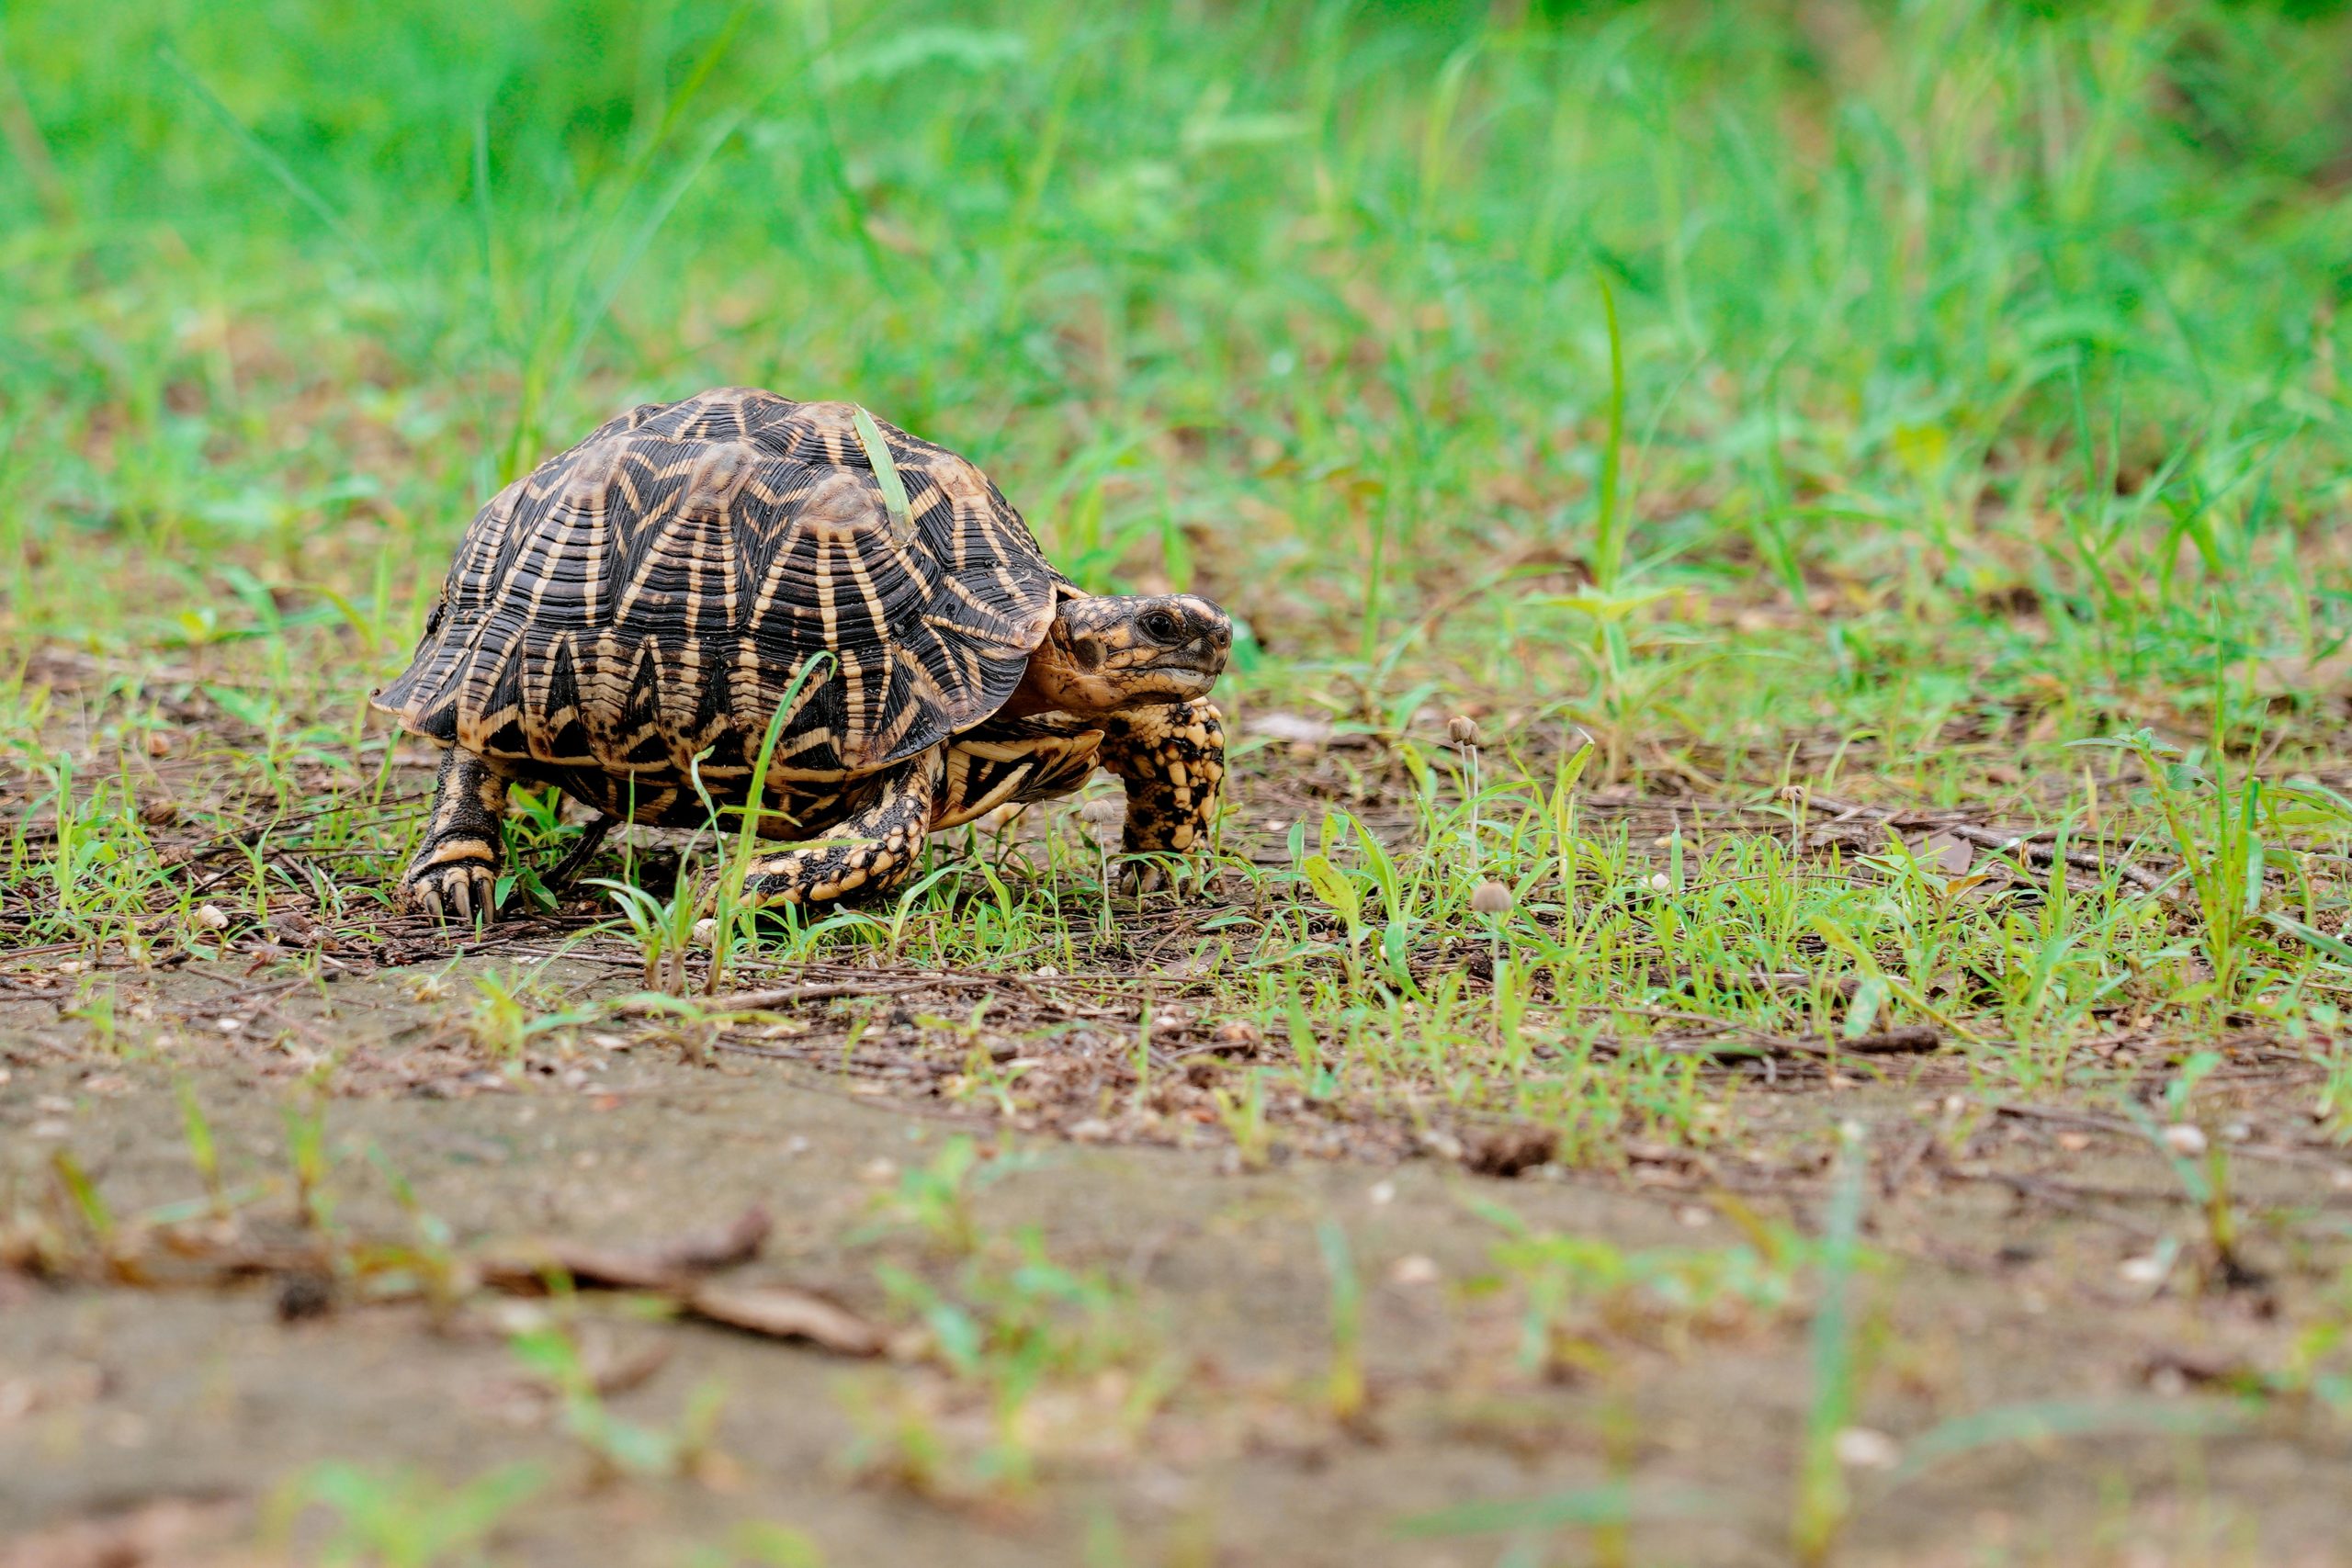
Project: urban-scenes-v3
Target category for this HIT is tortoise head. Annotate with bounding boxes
[1010,593,1232,716]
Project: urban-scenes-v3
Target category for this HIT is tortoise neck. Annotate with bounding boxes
[997,651,1068,719]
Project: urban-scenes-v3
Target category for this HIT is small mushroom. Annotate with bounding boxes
[1470,880,1514,916]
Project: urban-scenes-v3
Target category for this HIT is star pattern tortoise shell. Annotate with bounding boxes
[376,387,1230,920]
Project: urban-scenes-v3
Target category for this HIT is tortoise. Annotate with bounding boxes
[374,387,1229,921]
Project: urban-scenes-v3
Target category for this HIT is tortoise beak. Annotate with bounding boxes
[1160,631,1224,673]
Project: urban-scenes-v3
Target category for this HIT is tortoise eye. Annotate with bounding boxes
[1140,610,1181,643]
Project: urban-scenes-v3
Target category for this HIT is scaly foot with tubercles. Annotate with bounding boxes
[399,747,509,922]
[1100,697,1226,891]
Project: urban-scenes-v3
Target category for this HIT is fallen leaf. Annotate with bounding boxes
[687,1281,888,1356]
[478,1206,772,1293]
[1245,711,1333,746]
[1919,832,1974,875]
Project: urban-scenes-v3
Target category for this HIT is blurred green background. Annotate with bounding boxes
[5,0,2352,755]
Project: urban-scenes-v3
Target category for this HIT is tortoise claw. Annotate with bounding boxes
[1117,856,1175,897]
[401,860,498,925]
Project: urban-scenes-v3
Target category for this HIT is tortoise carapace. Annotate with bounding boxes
[374,389,1229,921]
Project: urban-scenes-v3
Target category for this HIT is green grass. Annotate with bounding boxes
[9,0,2352,1230]
[9,0,2352,1558]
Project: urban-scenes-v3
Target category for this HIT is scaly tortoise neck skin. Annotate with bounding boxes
[381,388,1234,921]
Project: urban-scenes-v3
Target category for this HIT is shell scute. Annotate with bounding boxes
[376,389,1063,807]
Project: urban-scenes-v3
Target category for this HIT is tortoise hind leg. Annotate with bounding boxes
[400,747,510,922]
[546,809,617,891]
[1100,698,1225,889]
[742,752,941,907]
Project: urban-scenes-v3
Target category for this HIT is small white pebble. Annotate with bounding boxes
[692,918,718,947]
[194,904,230,931]
[1834,1427,1901,1470]
[1389,1254,1441,1286]
[589,1033,630,1051]
[488,1300,549,1336]
[2162,1124,2208,1157]
[56,960,83,976]
[1367,1180,1396,1206]
[785,1135,810,1156]
[860,1157,898,1183]
[2221,1122,2251,1144]
[2120,1254,2169,1286]
[1033,964,1059,978]
[1646,872,1671,893]
[1678,1205,1712,1229]
[215,1017,244,1034]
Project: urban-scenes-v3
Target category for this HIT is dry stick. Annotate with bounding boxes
[1803,790,2173,897]
[610,982,878,1018]
[686,975,1042,1017]
[1711,969,1862,998]
[1702,1024,1945,1061]
[1593,1019,1943,1060]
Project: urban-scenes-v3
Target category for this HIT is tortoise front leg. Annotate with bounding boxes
[1099,698,1225,888]
[400,746,510,922]
[741,751,941,906]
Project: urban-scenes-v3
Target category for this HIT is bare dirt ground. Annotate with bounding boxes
[7,734,2352,1568]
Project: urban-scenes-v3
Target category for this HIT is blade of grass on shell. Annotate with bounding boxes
[853,406,915,542]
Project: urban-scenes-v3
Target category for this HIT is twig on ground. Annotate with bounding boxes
[1802,791,2173,897]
